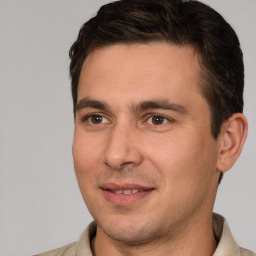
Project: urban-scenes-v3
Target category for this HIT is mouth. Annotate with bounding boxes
[110,188,145,195]
[100,183,155,205]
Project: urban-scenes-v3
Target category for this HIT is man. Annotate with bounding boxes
[36,0,255,255]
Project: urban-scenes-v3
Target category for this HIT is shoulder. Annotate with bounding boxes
[34,242,77,256]
[34,222,96,256]
[240,247,256,256]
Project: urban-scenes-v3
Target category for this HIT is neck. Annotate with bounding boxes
[91,213,217,256]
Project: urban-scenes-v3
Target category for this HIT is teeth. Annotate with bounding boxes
[114,189,140,194]
[123,189,132,195]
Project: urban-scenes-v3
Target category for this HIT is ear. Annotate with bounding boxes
[217,113,248,173]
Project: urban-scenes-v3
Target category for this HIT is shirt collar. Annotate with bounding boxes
[213,213,240,256]
[77,213,240,256]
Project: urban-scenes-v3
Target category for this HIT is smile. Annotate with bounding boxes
[112,189,143,194]
[100,183,154,205]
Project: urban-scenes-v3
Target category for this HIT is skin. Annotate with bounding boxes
[72,43,247,256]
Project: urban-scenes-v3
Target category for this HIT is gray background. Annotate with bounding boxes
[0,0,255,255]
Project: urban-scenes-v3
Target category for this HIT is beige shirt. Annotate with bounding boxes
[35,213,255,256]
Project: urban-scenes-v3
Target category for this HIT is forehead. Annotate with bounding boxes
[78,43,202,104]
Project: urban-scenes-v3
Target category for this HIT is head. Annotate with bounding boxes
[70,0,244,184]
[70,0,247,247]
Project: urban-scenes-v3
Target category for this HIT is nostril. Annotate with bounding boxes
[104,161,126,170]
[120,162,133,168]
[105,160,138,171]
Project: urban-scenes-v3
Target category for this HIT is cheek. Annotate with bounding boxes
[72,130,103,191]
[73,128,102,166]
[144,132,218,218]
[144,131,217,188]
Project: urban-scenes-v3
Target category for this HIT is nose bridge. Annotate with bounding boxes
[104,121,143,169]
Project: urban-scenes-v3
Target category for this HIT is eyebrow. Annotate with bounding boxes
[76,97,110,112]
[76,97,188,116]
[131,99,189,115]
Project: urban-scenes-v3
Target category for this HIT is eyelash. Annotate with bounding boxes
[80,113,174,126]
[144,114,172,125]
[80,113,110,124]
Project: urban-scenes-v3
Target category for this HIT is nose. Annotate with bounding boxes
[103,124,143,170]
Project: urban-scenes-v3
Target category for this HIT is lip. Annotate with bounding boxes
[101,182,153,191]
[100,183,155,205]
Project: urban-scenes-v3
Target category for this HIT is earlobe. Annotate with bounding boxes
[217,113,248,172]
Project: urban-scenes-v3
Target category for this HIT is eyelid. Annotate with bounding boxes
[143,113,175,125]
[90,115,109,124]
[78,112,174,126]
[147,116,168,125]
[80,112,111,124]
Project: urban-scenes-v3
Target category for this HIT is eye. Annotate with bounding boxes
[147,115,168,125]
[87,115,110,124]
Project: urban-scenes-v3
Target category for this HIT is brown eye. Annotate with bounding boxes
[91,115,102,124]
[88,115,109,124]
[148,116,167,125]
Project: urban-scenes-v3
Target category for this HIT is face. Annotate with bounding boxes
[73,43,221,244]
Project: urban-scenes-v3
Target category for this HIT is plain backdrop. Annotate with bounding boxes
[0,0,255,255]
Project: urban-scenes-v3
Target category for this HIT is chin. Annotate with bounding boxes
[97,217,164,245]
